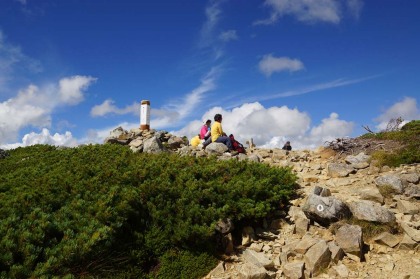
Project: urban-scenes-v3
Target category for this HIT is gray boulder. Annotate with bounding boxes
[206,142,228,155]
[345,152,370,164]
[375,174,404,194]
[401,173,420,184]
[302,193,352,226]
[143,136,166,153]
[294,235,318,254]
[327,163,355,178]
[313,185,332,197]
[373,232,400,248]
[238,263,267,279]
[397,200,419,214]
[283,262,304,279]
[345,152,370,169]
[304,240,331,277]
[166,136,185,150]
[398,234,418,250]
[404,184,420,198]
[328,241,344,263]
[109,126,126,138]
[400,222,420,242]
[246,154,260,163]
[128,138,143,148]
[288,206,308,221]
[242,249,273,268]
[336,224,363,261]
[358,187,384,204]
[348,200,396,223]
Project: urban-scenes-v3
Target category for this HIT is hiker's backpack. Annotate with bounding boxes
[229,134,246,154]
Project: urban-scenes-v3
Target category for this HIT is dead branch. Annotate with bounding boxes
[362,125,375,134]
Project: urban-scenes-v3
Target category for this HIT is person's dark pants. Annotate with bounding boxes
[215,136,233,150]
[203,137,212,148]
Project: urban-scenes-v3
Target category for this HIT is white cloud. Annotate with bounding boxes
[306,112,354,147]
[199,0,222,47]
[59,75,97,105]
[375,97,420,131]
[91,99,138,117]
[219,30,238,42]
[0,75,96,144]
[68,102,355,151]
[173,102,353,150]
[1,128,77,149]
[255,0,363,25]
[258,54,304,77]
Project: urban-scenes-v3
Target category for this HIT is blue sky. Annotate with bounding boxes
[1,0,419,149]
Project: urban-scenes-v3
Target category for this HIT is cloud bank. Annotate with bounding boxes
[1,128,77,149]
[6,96,418,151]
[0,75,96,144]
[173,102,354,150]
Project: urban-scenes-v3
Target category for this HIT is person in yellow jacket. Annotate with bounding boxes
[190,134,201,147]
[211,114,238,155]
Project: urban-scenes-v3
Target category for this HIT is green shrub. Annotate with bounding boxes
[360,120,420,167]
[153,249,217,279]
[401,120,420,132]
[371,145,420,168]
[0,144,297,278]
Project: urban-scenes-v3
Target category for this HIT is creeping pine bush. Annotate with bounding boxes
[0,144,297,278]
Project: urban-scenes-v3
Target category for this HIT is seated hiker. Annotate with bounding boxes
[200,119,212,147]
[190,134,201,147]
[211,114,238,155]
[282,141,292,151]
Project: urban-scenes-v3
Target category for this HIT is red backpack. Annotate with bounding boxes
[229,134,246,154]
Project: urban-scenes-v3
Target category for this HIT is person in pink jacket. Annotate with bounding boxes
[200,119,212,148]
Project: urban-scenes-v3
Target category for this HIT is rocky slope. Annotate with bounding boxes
[203,147,419,279]
[104,127,419,279]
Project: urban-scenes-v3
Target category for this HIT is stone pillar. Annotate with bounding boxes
[140,100,150,130]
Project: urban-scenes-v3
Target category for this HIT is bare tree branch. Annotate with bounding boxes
[362,125,375,134]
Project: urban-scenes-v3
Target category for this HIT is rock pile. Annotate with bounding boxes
[103,126,189,153]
